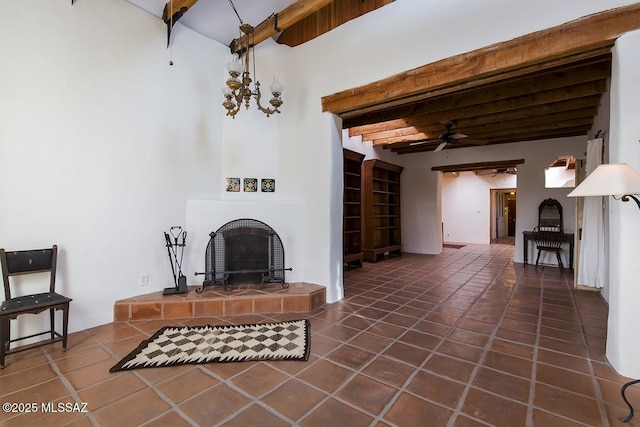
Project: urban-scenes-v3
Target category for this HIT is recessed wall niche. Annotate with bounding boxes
[545,156,576,188]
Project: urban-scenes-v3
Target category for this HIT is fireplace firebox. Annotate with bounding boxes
[196,219,291,292]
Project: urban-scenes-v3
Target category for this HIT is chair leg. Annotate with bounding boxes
[62,303,69,350]
[535,250,542,268]
[49,308,55,341]
[556,252,564,271]
[0,316,8,369]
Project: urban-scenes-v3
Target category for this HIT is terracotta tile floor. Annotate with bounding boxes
[1,244,639,426]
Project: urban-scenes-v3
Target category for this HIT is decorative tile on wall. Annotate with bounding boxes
[261,178,275,192]
[226,177,240,192]
[243,178,258,192]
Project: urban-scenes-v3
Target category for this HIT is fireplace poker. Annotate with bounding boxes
[164,232,177,284]
[171,226,187,276]
[163,226,189,295]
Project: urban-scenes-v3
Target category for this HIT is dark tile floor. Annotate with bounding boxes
[1,244,638,426]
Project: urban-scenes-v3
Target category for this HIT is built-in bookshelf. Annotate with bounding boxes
[361,159,403,263]
[343,149,365,267]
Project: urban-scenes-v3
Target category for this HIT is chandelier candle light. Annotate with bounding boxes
[222,23,284,118]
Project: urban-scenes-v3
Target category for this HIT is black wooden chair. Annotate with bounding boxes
[532,226,565,270]
[0,245,72,368]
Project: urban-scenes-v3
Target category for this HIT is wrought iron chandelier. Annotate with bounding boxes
[221,3,284,119]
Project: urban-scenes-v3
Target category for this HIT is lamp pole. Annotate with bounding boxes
[567,163,640,422]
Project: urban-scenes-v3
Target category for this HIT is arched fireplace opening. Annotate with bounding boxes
[196,218,290,292]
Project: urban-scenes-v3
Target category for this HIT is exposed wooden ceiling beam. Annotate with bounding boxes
[362,102,599,143]
[163,0,199,17]
[229,0,334,53]
[277,0,395,48]
[372,108,598,147]
[348,57,610,136]
[431,160,525,173]
[162,0,199,46]
[322,3,640,119]
[342,51,611,129]
[384,79,605,134]
[392,125,592,154]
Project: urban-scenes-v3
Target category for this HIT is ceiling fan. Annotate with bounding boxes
[476,167,518,176]
[410,120,486,151]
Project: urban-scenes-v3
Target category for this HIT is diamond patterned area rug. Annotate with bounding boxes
[110,319,310,372]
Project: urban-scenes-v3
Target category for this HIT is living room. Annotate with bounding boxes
[2,0,640,385]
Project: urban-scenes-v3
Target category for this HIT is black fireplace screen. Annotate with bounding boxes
[196,219,290,292]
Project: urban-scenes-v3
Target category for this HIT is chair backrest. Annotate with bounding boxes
[0,245,57,300]
[532,226,564,249]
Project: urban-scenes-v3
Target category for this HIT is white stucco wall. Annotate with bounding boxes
[0,0,225,332]
[606,30,640,378]
[218,40,284,197]
[442,172,517,245]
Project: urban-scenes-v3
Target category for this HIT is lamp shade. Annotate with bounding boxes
[567,163,640,197]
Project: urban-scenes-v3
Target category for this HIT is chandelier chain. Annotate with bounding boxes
[228,0,243,24]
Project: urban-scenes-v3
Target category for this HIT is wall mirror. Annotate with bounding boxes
[538,198,563,230]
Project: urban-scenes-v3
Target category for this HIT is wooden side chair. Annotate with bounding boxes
[532,226,565,270]
[0,245,72,368]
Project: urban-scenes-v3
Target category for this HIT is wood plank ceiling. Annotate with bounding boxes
[323,3,640,156]
[162,0,394,53]
[276,0,395,48]
[346,53,611,155]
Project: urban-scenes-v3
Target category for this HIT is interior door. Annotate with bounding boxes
[495,192,505,238]
[506,195,517,236]
[574,158,586,287]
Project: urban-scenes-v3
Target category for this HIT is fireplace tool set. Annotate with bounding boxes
[162,226,189,295]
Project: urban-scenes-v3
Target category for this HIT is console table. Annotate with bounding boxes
[522,231,575,269]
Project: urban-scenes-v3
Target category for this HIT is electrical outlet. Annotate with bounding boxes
[139,273,149,287]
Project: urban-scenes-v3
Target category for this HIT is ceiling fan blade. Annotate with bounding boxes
[450,133,468,140]
[409,139,439,146]
[434,142,448,152]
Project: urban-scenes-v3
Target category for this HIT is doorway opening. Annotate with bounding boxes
[491,189,516,244]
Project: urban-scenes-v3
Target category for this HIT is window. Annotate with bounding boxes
[545,156,576,188]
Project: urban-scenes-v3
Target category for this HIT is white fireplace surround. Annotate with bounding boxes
[184,200,306,287]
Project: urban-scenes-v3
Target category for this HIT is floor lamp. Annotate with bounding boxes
[567,162,640,422]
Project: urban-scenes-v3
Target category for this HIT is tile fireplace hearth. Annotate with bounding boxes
[113,282,325,321]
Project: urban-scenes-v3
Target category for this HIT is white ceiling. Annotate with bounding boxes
[125,0,298,45]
